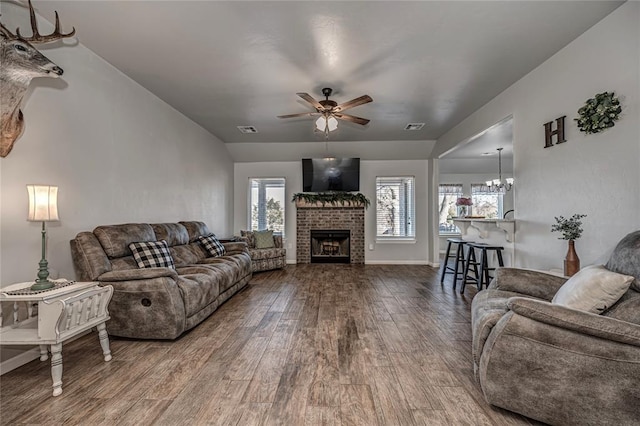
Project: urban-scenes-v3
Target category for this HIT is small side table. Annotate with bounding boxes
[0,280,113,396]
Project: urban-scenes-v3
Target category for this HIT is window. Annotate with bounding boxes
[249,178,285,234]
[376,176,415,239]
[438,184,463,233]
[471,183,503,219]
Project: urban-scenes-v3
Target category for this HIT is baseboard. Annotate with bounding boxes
[286,259,438,266]
[0,329,92,376]
[0,347,40,375]
[365,260,429,265]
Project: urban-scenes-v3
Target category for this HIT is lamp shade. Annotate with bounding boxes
[326,116,338,131]
[27,185,59,222]
[315,115,339,132]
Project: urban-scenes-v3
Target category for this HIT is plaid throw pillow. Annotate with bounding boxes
[129,240,175,269]
[198,234,226,257]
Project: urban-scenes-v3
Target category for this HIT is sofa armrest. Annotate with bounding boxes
[489,268,567,301]
[96,272,185,339]
[223,241,249,255]
[98,268,178,282]
[274,235,283,248]
[507,297,640,347]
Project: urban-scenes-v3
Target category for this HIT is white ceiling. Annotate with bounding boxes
[439,117,513,174]
[29,1,622,149]
[442,116,513,160]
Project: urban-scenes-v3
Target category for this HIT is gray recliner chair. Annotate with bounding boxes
[471,231,640,425]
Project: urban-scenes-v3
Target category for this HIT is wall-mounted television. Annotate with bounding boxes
[302,158,360,192]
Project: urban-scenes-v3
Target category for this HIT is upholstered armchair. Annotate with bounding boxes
[471,231,640,425]
[239,230,287,272]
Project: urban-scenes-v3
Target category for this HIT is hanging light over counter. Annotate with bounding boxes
[486,148,514,192]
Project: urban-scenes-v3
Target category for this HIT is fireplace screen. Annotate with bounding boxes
[310,230,350,263]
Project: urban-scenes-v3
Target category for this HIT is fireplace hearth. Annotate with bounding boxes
[310,230,350,264]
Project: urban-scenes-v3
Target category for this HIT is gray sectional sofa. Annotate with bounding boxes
[70,221,252,339]
[471,230,640,425]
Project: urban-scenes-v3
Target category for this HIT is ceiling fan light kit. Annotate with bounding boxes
[278,87,373,137]
[316,115,339,132]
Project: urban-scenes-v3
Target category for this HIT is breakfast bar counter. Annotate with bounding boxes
[452,219,516,266]
[452,218,515,242]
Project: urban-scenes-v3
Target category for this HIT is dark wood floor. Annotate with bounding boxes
[0,265,541,425]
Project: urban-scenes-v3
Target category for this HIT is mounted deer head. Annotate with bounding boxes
[0,0,75,157]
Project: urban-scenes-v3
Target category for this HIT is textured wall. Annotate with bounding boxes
[432,2,639,269]
[234,160,432,264]
[0,4,234,286]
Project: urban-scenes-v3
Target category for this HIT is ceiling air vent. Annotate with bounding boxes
[404,123,425,131]
[237,126,258,134]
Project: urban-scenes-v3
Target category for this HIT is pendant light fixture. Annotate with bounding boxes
[486,148,514,192]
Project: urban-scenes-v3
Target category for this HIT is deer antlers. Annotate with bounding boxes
[10,0,76,43]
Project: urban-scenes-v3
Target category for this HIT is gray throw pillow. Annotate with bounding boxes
[552,265,634,313]
[240,230,256,248]
[254,230,275,249]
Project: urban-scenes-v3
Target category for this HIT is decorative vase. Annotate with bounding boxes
[458,206,467,217]
[564,240,580,277]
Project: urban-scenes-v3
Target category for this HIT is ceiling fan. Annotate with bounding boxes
[277,88,373,132]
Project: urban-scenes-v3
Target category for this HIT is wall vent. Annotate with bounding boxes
[237,126,258,134]
[404,123,425,131]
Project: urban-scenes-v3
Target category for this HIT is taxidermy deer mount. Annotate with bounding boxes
[0,0,75,157]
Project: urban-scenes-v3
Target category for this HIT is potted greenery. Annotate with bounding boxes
[551,213,587,276]
[291,192,371,208]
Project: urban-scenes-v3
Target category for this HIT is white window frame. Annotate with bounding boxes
[375,176,416,241]
[248,177,286,235]
[438,183,463,235]
[471,183,504,219]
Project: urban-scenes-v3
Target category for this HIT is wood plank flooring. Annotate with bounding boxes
[0,265,543,425]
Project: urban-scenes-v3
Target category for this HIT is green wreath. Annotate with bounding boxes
[575,91,621,134]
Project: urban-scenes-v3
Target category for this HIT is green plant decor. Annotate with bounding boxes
[551,214,587,240]
[575,92,621,134]
[292,192,371,209]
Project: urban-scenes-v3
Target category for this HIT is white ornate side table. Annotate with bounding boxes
[0,280,113,396]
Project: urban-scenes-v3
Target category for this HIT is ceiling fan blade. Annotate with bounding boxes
[297,93,325,111]
[277,112,321,119]
[333,95,373,113]
[333,113,370,126]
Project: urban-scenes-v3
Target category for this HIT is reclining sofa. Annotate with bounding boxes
[70,221,252,339]
[471,230,640,425]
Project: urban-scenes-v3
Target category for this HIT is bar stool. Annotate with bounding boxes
[462,243,505,293]
[440,238,473,290]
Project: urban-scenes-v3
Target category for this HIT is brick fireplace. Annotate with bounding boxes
[296,204,365,264]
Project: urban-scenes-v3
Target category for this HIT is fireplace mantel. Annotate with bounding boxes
[295,200,367,209]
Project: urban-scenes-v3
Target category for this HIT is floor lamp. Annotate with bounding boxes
[27,185,59,291]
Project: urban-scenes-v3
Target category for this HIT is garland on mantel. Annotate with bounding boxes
[291,192,371,209]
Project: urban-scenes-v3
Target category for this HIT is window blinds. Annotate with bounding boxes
[376,177,415,238]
